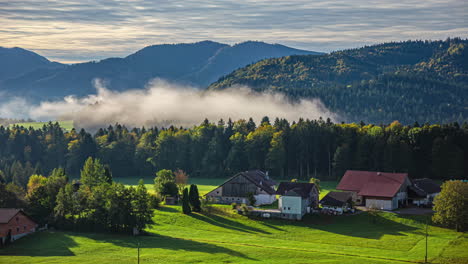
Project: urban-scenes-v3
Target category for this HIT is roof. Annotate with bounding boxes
[320,191,353,207]
[206,170,276,195]
[409,178,441,197]
[276,182,316,198]
[0,208,34,224]
[336,170,408,198]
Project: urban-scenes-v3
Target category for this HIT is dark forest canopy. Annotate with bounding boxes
[1,118,467,188]
[209,38,468,124]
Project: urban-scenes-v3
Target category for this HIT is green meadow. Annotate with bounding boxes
[10,120,74,131]
[0,179,466,264]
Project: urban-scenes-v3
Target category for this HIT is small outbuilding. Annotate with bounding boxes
[320,191,354,214]
[0,209,38,246]
[408,178,441,207]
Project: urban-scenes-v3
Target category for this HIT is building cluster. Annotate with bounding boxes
[206,170,441,220]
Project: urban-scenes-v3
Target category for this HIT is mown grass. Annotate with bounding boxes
[10,120,74,131]
[2,179,465,263]
[0,206,466,263]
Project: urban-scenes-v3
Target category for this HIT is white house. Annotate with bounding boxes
[276,182,319,220]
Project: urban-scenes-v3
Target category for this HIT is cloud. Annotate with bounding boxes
[1,0,466,62]
[27,79,338,130]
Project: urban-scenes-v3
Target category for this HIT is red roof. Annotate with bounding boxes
[336,170,408,198]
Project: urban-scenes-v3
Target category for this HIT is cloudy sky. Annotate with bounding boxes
[1,0,467,63]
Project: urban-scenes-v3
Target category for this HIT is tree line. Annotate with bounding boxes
[0,118,467,189]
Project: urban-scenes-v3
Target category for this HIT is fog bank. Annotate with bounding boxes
[13,79,338,130]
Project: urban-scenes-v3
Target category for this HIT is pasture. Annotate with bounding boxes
[1,179,466,264]
[10,120,74,131]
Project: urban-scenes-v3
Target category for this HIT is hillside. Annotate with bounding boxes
[209,38,468,124]
[0,41,320,100]
[0,47,64,81]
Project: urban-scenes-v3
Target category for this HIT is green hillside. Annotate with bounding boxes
[209,38,468,124]
[0,206,466,263]
[9,120,74,131]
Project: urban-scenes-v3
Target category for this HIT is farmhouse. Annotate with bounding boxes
[320,191,354,214]
[337,170,411,210]
[205,170,276,205]
[408,178,441,206]
[276,182,319,220]
[0,209,38,246]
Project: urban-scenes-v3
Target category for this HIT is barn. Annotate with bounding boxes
[0,209,38,246]
[336,170,411,210]
[408,178,441,206]
[205,170,276,205]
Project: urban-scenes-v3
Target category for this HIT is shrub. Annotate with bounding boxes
[231,203,238,210]
[148,193,161,209]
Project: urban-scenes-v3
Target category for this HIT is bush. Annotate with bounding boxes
[240,204,250,215]
[231,203,238,210]
[149,193,161,209]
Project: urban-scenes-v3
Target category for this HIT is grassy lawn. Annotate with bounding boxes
[10,120,74,131]
[0,206,466,263]
[2,179,465,263]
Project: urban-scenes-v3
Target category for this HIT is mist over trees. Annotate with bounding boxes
[0,118,467,185]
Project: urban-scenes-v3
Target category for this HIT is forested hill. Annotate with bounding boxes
[209,38,468,124]
[0,41,319,100]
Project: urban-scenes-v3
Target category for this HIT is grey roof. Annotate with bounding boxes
[206,170,276,195]
[276,182,316,198]
[320,191,353,207]
[409,178,441,197]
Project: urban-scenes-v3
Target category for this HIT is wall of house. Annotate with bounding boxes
[279,196,303,215]
[0,212,37,243]
[254,194,276,205]
[365,198,395,210]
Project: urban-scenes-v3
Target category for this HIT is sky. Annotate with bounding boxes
[1,0,467,63]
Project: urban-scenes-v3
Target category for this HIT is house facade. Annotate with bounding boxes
[337,170,411,210]
[0,209,38,246]
[276,182,319,220]
[205,170,276,205]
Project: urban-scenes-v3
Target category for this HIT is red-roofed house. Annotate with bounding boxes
[336,170,411,210]
[0,209,38,246]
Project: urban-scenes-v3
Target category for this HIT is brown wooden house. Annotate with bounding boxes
[206,170,276,205]
[0,209,38,246]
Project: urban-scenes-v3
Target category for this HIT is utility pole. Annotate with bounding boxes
[137,241,140,264]
[425,217,428,263]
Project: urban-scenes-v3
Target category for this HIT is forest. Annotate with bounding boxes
[209,38,468,124]
[1,117,467,190]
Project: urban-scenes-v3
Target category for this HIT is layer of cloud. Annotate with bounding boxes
[26,79,337,130]
[1,0,467,62]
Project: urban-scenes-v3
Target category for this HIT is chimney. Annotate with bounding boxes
[265,171,269,179]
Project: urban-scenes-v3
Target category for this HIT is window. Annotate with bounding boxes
[16,227,19,232]
[288,207,290,210]
[24,226,26,230]
[283,207,286,210]
[16,217,19,222]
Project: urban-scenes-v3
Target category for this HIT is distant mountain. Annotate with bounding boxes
[0,47,64,81]
[209,38,468,124]
[0,41,320,100]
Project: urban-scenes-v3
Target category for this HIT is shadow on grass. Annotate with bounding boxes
[306,212,419,239]
[157,206,180,213]
[80,232,256,261]
[190,213,271,235]
[0,231,76,256]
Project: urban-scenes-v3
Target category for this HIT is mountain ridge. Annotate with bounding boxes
[0,41,321,100]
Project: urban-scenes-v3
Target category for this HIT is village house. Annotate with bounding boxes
[205,170,276,205]
[320,191,354,214]
[408,178,441,207]
[276,182,319,220]
[336,170,411,210]
[0,209,38,246]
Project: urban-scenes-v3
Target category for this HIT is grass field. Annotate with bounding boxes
[1,179,466,264]
[10,120,74,131]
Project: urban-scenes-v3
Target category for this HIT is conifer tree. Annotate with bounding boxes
[189,184,201,212]
[182,188,191,214]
